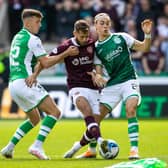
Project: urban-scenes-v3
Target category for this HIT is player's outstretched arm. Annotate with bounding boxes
[39,46,79,69]
[132,19,153,52]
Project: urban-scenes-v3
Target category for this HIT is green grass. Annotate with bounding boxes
[0,119,167,168]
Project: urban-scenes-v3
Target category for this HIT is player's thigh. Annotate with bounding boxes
[38,95,61,118]
[9,79,48,112]
[100,85,122,112]
[122,79,141,106]
[88,89,100,115]
[69,87,95,115]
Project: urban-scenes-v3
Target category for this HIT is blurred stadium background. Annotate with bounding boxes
[0,0,168,119]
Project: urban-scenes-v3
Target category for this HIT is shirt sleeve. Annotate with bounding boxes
[120,32,135,48]
[94,53,102,65]
[50,44,68,56]
[29,36,47,57]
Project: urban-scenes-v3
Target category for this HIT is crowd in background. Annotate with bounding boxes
[0,0,168,80]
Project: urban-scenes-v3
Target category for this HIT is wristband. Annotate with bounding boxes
[145,34,151,39]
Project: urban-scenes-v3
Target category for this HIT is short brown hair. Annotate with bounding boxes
[21,9,43,20]
[74,20,89,33]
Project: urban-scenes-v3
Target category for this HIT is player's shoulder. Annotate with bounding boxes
[62,38,73,47]
[28,34,42,48]
[112,32,128,37]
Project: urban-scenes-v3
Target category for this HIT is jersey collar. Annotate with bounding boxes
[98,33,113,45]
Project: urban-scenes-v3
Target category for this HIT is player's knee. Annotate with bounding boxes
[30,117,40,126]
[126,105,137,117]
[51,108,61,119]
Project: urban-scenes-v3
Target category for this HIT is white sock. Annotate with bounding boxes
[73,141,82,151]
[7,142,15,150]
[131,146,138,152]
[89,147,96,153]
[97,137,104,145]
[33,140,43,148]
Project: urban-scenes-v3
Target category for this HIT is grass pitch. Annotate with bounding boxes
[0,119,167,168]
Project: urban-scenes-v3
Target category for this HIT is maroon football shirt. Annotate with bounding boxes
[50,38,97,90]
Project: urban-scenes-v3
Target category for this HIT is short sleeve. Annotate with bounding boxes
[94,53,102,65]
[50,43,68,56]
[119,32,135,48]
[29,36,47,57]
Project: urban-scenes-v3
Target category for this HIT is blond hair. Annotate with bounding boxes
[94,13,111,24]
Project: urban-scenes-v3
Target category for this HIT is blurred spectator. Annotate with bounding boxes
[78,0,94,19]
[142,37,165,75]
[136,0,155,40]
[127,0,140,18]
[0,44,9,84]
[157,15,168,41]
[55,0,79,42]
[45,1,56,42]
[122,3,136,32]
[95,0,121,31]
[36,0,48,41]
[157,3,168,74]
[0,0,9,45]
[8,0,23,41]
[124,18,143,75]
[111,0,126,18]
[132,51,143,75]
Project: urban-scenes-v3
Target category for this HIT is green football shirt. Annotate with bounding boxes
[9,28,46,81]
[94,33,137,86]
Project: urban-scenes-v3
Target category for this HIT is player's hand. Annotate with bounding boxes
[141,19,153,34]
[87,71,97,86]
[66,46,79,57]
[95,74,107,88]
[25,74,37,88]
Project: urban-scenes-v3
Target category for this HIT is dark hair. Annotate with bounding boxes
[21,9,43,20]
[74,20,89,33]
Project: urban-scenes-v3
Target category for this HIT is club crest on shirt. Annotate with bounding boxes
[113,36,121,44]
[87,46,93,54]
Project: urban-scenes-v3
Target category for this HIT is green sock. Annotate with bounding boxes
[11,120,34,145]
[128,117,139,147]
[89,140,97,153]
[89,140,97,148]
[37,115,57,142]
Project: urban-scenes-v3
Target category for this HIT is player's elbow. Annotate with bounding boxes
[39,57,51,69]
[41,62,50,69]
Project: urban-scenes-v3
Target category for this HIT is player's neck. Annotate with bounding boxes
[98,33,111,42]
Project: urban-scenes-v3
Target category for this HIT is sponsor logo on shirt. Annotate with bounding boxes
[105,46,123,62]
[72,56,93,66]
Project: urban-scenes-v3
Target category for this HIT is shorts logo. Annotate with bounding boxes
[131,83,137,90]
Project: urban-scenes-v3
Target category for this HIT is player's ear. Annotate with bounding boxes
[73,31,76,37]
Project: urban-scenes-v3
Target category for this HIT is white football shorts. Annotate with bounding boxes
[100,79,141,111]
[9,79,48,112]
[69,87,100,115]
